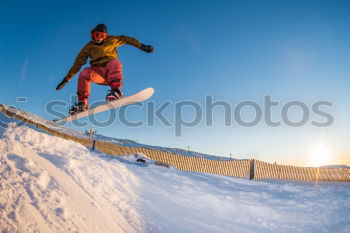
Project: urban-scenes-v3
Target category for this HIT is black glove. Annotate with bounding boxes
[140,44,154,53]
[56,79,69,90]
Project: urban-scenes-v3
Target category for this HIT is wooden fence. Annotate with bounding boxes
[1,104,349,182]
[254,160,350,182]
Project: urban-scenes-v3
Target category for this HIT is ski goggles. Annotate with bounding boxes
[91,31,108,42]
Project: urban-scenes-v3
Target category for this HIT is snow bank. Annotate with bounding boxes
[1,112,350,233]
[0,117,140,232]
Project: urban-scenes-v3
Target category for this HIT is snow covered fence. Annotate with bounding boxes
[1,104,349,182]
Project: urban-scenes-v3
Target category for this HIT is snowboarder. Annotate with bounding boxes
[55,23,154,115]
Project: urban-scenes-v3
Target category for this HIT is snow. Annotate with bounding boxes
[1,112,350,233]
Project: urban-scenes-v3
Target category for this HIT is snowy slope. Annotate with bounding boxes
[1,112,350,233]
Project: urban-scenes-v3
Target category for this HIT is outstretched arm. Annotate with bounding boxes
[56,45,89,90]
[110,35,154,53]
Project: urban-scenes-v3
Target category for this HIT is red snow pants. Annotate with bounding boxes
[77,59,123,105]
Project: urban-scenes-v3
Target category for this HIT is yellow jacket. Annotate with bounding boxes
[64,35,141,81]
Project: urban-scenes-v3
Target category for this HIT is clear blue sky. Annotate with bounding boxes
[1,0,349,166]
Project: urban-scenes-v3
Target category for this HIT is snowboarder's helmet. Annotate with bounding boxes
[93,24,107,33]
[91,24,108,43]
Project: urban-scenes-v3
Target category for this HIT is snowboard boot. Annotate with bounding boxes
[106,87,123,102]
[69,101,88,115]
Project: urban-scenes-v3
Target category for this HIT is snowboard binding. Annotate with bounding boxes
[69,101,88,115]
[106,88,123,102]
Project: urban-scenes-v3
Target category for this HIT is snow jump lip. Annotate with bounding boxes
[53,87,154,123]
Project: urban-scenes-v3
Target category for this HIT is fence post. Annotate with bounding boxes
[92,140,96,151]
[249,159,255,180]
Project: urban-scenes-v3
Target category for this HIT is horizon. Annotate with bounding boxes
[1,0,349,166]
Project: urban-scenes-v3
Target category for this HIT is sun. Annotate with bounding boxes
[309,144,332,167]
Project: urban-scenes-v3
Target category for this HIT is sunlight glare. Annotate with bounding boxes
[309,144,332,167]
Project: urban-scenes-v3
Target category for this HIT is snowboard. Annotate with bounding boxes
[54,87,154,123]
